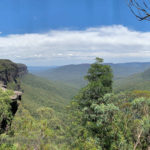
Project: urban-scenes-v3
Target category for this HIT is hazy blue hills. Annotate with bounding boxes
[32,62,150,88]
[28,66,57,74]
[35,64,90,88]
[114,68,150,92]
[109,62,150,79]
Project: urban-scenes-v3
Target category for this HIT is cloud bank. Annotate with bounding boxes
[0,25,150,65]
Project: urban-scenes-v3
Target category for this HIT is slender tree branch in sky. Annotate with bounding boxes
[128,0,150,21]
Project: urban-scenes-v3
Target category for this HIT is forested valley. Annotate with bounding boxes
[0,58,149,150]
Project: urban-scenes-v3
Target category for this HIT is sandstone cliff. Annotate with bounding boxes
[0,59,27,132]
[0,59,27,85]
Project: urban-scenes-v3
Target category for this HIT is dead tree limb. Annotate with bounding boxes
[128,0,150,21]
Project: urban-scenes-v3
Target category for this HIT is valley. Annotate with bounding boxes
[1,59,150,149]
[31,62,150,90]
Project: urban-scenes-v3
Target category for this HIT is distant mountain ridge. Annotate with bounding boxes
[34,62,150,88]
[114,67,150,92]
[28,66,57,74]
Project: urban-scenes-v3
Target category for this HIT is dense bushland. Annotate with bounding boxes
[0,58,150,149]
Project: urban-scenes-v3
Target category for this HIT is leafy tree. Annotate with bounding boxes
[70,58,150,149]
[76,57,113,124]
[105,93,150,150]
[70,58,116,149]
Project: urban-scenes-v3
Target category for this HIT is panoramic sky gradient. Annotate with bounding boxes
[0,0,150,65]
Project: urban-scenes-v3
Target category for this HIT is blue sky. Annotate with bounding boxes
[0,0,150,65]
[0,0,150,34]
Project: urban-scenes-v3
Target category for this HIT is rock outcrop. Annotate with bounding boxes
[0,59,27,132]
[0,84,23,132]
[0,59,27,85]
[17,63,28,77]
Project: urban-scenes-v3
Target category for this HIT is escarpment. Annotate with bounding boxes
[0,59,27,86]
[0,59,27,132]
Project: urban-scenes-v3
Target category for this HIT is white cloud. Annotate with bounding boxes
[0,25,150,65]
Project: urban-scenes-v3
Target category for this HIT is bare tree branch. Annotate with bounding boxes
[128,0,150,21]
[133,129,143,150]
